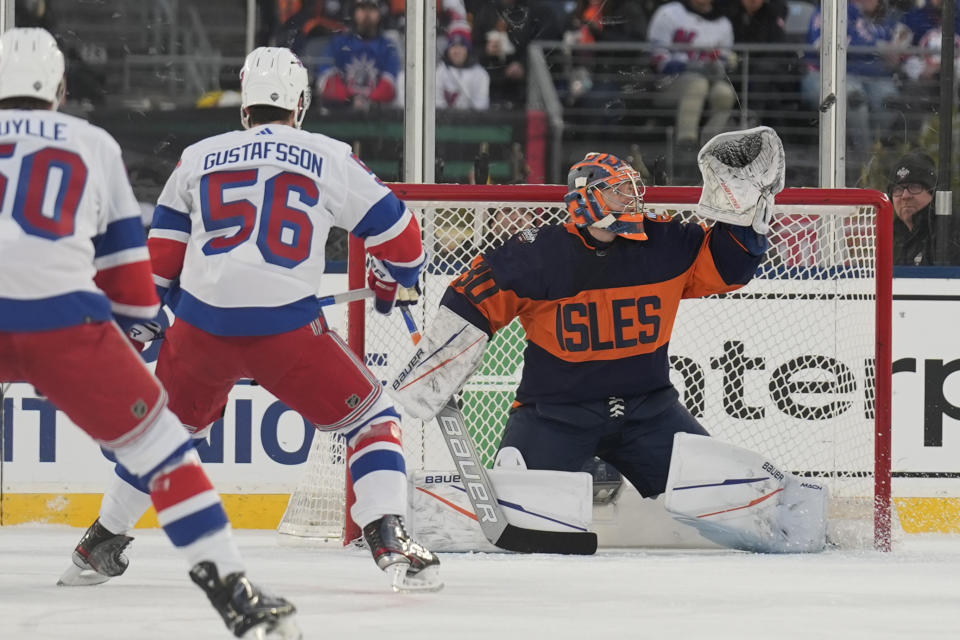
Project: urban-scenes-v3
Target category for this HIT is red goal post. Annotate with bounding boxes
[282,184,893,551]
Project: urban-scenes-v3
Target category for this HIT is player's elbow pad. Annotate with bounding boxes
[387,305,489,421]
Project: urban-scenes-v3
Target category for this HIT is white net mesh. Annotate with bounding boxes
[278,431,349,543]
[279,186,890,548]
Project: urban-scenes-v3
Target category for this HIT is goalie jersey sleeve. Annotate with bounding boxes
[441,220,763,404]
[147,125,424,336]
[0,110,159,332]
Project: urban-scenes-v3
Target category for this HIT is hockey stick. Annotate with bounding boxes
[321,288,420,344]
[399,306,422,344]
[399,308,595,553]
[318,289,419,340]
[435,399,598,555]
[317,288,375,307]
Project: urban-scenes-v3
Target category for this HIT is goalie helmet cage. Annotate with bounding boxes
[279,184,893,552]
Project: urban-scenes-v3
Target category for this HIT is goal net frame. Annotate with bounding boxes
[281,184,893,551]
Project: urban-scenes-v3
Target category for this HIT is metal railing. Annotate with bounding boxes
[527,39,956,186]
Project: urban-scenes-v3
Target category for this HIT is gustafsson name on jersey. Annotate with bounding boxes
[203,141,323,178]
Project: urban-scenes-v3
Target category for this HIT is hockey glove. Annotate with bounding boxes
[697,126,785,234]
[368,256,400,315]
[396,283,421,308]
[128,320,165,344]
[126,308,170,346]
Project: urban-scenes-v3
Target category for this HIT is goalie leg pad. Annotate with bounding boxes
[664,433,827,553]
[409,467,593,552]
[387,304,489,421]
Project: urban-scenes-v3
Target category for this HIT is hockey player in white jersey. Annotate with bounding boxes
[0,29,300,638]
[62,46,441,593]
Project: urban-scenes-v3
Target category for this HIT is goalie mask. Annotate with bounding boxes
[240,47,311,129]
[565,152,648,241]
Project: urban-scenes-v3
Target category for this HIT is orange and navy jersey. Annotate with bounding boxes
[441,219,764,405]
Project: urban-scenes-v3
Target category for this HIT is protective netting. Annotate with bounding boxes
[279,187,890,547]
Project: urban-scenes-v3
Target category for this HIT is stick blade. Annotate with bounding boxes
[496,525,598,555]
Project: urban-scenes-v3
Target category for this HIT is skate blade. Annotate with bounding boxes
[57,562,111,587]
[241,616,303,640]
[389,563,444,593]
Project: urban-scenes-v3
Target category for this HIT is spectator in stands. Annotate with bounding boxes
[565,0,649,44]
[561,0,649,117]
[801,0,900,162]
[888,151,960,265]
[437,34,491,110]
[647,0,737,183]
[896,0,960,47]
[256,0,296,46]
[273,0,346,57]
[720,0,792,118]
[388,0,471,47]
[472,0,565,109]
[316,0,400,110]
[488,206,540,244]
[393,33,490,109]
[894,0,960,131]
[17,0,107,106]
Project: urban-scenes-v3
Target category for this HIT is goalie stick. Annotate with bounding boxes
[436,399,598,555]
[395,302,596,553]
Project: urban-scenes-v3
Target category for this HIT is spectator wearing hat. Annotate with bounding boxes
[393,33,490,110]
[436,34,490,110]
[889,151,960,266]
[316,0,399,110]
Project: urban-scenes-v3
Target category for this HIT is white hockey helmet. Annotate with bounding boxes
[239,47,311,129]
[0,28,65,107]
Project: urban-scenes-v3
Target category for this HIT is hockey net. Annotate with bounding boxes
[279,184,893,550]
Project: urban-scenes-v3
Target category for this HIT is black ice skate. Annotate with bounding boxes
[189,561,301,640]
[363,514,443,592]
[57,518,134,586]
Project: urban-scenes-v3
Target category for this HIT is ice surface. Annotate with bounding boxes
[1,526,958,639]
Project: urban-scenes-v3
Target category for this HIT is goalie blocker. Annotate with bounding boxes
[389,305,489,420]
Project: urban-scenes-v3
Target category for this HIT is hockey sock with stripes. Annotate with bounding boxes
[148,445,244,576]
[347,419,408,528]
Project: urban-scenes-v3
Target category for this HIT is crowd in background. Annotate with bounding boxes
[252,0,960,183]
[18,0,960,266]
[257,1,958,115]
[256,0,960,264]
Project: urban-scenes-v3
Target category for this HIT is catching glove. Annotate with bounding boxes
[697,126,785,234]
